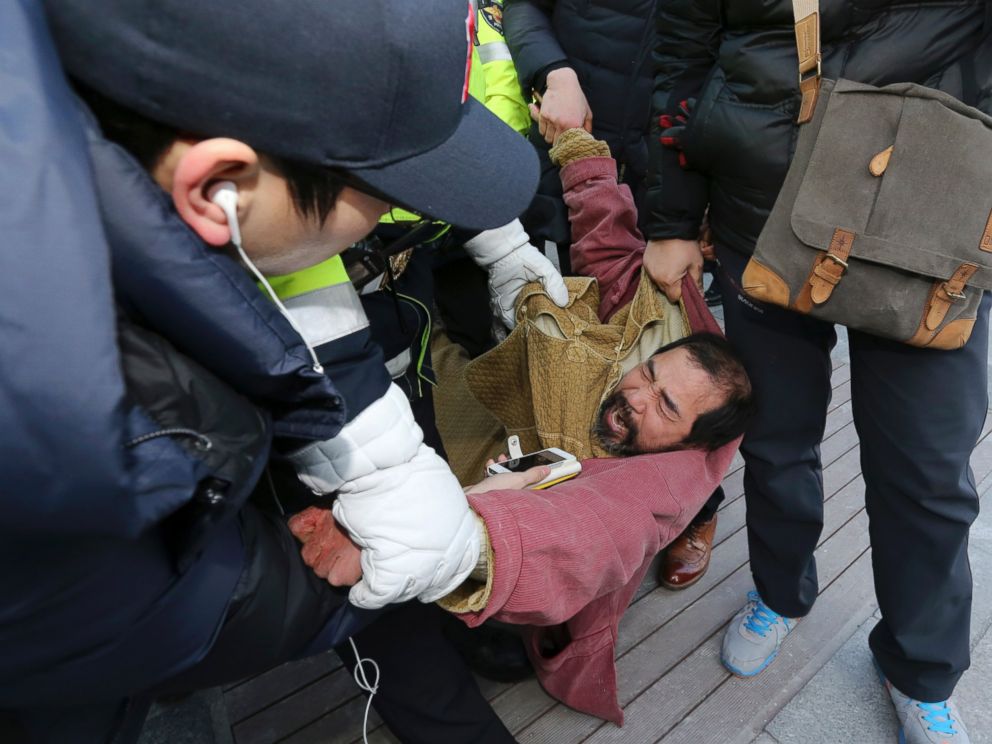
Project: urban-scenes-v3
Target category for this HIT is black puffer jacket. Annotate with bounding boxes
[644,0,992,254]
[505,0,657,178]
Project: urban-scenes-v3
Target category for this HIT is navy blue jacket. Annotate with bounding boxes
[0,0,351,707]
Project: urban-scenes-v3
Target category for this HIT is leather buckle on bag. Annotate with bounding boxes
[798,58,822,87]
[823,254,848,271]
[943,286,967,302]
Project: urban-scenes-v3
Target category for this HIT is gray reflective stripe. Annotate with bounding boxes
[477,41,512,64]
[385,348,412,379]
[283,282,368,348]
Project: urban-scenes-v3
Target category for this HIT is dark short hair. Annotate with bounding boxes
[655,332,755,451]
[75,82,346,225]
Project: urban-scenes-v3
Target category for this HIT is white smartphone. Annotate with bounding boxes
[485,447,582,490]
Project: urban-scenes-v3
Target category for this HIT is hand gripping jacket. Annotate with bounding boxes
[271,262,481,609]
[463,218,570,329]
[0,0,346,707]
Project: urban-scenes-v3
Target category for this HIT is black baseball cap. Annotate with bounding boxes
[41,0,538,231]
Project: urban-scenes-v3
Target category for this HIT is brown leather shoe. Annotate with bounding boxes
[660,514,717,590]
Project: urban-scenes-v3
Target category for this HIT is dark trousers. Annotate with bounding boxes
[715,245,988,702]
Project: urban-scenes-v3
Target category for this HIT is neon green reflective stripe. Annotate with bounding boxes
[380,206,423,225]
[264,254,350,301]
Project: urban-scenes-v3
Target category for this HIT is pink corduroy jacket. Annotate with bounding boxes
[458,157,737,726]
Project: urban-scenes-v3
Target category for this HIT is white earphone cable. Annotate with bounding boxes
[230,237,325,375]
[349,636,380,744]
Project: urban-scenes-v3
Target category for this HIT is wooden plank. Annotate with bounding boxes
[592,545,875,744]
[233,667,361,744]
[658,550,875,744]
[278,693,382,744]
[831,362,851,385]
[225,652,341,723]
[354,725,400,744]
[516,473,872,743]
[490,678,558,732]
[827,381,851,413]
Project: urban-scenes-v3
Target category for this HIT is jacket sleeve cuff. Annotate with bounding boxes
[437,515,495,613]
[644,221,703,242]
[533,60,572,95]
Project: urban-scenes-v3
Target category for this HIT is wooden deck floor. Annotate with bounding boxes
[219,354,992,744]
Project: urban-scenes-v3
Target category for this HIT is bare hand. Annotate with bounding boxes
[529,67,593,145]
[643,239,704,303]
[465,456,551,494]
[288,506,363,587]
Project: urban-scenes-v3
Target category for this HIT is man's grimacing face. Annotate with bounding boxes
[594,347,724,455]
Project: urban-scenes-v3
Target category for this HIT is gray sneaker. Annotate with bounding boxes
[876,663,970,744]
[721,590,799,677]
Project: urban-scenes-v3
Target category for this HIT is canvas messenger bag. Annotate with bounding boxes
[742,0,992,349]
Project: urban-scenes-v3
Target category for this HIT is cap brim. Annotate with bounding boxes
[350,97,538,232]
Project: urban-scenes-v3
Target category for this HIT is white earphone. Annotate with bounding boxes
[209,180,243,248]
[208,179,324,374]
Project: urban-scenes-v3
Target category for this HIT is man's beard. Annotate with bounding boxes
[592,391,641,456]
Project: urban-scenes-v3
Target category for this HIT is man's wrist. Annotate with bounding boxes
[534,61,573,96]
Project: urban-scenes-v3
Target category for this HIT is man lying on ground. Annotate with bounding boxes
[291,129,755,725]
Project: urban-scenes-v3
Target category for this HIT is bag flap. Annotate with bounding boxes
[790,78,992,291]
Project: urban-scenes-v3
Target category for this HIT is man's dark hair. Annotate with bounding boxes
[75,82,346,225]
[656,332,756,451]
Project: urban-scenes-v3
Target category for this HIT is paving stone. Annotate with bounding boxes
[765,498,992,744]
[764,622,893,744]
[139,695,216,744]
[953,622,992,744]
[750,734,782,744]
[139,690,232,744]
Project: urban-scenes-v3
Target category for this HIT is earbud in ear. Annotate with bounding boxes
[209,180,242,247]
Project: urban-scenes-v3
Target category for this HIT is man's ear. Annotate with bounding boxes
[170,139,260,246]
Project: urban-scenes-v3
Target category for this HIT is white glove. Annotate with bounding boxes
[464,218,569,329]
[288,384,480,609]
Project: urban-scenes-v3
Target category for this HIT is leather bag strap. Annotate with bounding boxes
[792,0,822,123]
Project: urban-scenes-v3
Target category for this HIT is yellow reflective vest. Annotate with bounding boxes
[472,0,530,136]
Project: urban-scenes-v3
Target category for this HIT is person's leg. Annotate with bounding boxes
[340,602,516,744]
[850,292,990,703]
[694,487,725,523]
[717,246,837,616]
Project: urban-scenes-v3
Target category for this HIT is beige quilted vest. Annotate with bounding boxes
[439,272,686,481]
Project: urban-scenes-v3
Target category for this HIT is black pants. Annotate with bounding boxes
[156,506,514,744]
[5,506,513,744]
[715,245,988,702]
